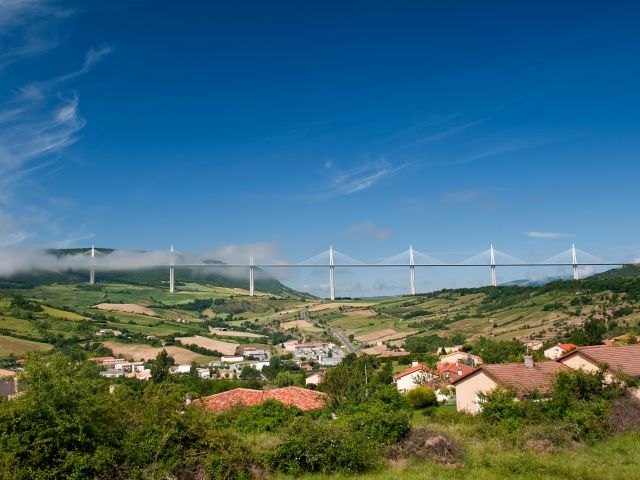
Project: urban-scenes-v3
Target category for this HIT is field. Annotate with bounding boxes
[102,341,213,364]
[175,335,239,355]
[93,303,158,317]
[0,335,53,357]
[208,327,264,338]
[280,320,323,333]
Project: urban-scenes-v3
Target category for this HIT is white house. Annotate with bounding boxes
[394,362,439,393]
[196,368,211,379]
[174,364,192,374]
[221,355,244,363]
[437,351,482,367]
[305,372,324,386]
[543,343,577,360]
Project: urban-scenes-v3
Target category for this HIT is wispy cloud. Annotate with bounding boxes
[311,159,408,200]
[345,221,390,240]
[526,231,573,239]
[0,2,112,246]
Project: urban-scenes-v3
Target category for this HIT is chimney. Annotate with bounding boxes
[457,367,462,377]
[412,360,419,367]
[524,355,534,370]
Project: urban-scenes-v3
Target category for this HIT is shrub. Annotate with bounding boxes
[609,396,640,433]
[406,386,437,409]
[269,417,377,474]
[216,400,302,433]
[338,404,411,445]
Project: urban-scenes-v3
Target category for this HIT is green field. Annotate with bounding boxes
[0,335,52,357]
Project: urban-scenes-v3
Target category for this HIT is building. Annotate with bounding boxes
[543,343,577,360]
[526,340,544,351]
[95,329,122,337]
[305,371,324,386]
[196,368,211,379]
[604,334,640,346]
[452,357,569,414]
[100,369,125,379]
[394,362,439,393]
[557,344,640,389]
[242,347,268,360]
[437,351,482,367]
[173,364,192,374]
[194,386,328,412]
[221,355,244,363]
[437,362,476,383]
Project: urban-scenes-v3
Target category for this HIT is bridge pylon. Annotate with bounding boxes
[249,255,255,297]
[329,245,335,300]
[490,244,497,287]
[572,244,579,280]
[89,245,96,285]
[409,245,416,295]
[169,245,175,293]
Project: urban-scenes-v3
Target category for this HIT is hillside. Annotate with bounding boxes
[0,248,306,298]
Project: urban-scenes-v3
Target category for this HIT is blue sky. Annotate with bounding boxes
[1,1,640,295]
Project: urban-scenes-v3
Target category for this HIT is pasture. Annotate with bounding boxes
[102,341,213,364]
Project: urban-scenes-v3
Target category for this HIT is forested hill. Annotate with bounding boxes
[0,248,307,298]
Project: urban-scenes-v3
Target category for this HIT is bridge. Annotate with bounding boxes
[81,244,635,299]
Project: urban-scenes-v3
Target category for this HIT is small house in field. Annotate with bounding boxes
[394,362,439,393]
[543,343,577,360]
[437,351,482,367]
[305,371,324,386]
[452,357,569,414]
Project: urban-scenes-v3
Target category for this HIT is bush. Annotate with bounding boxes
[406,386,437,409]
[216,400,302,433]
[338,404,411,445]
[269,417,377,474]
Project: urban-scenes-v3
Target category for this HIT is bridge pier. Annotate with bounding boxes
[249,255,255,296]
[169,245,175,293]
[89,245,96,285]
[490,244,497,287]
[329,245,335,300]
[572,244,579,280]
[409,245,416,295]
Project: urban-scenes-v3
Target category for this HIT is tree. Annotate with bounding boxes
[150,349,175,383]
[405,386,437,409]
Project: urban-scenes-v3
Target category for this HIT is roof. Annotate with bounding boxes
[194,386,327,413]
[394,363,434,380]
[559,344,640,376]
[452,361,569,396]
[557,343,578,351]
[0,369,16,378]
[437,363,476,382]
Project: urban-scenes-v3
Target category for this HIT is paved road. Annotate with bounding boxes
[328,326,357,354]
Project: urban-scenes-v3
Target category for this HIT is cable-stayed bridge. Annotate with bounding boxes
[80,244,635,299]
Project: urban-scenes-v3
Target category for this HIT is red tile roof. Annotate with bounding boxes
[437,363,476,382]
[557,343,577,351]
[394,363,434,380]
[194,387,327,413]
[453,361,569,397]
[560,344,640,376]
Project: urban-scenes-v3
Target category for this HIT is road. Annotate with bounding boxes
[328,326,357,354]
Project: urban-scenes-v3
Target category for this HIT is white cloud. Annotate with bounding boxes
[526,231,572,239]
[311,159,407,200]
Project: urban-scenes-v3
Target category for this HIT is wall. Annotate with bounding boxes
[455,371,497,414]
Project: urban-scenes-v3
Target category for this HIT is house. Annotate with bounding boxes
[557,344,640,395]
[242,348,268,360]
[95,328,122,337]
[305,371,324,386]
[604,334,640,346]
[100,369,125,379]
[452,357,569,414]
[437,362,476,383]
[196,368,211,379]
[543,343,577,360]
[526,340,544,351]
[126,370,151,380]
[394,362,439,393]
[173,364,192,374]
[194,386,328,413]
[115,361,146,373]
[437,351,482,367]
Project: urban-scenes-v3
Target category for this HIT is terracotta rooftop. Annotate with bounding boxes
[557,343,578,351]
[394,363,435,380]
[194,386,327,413]
[437,363,476,382]
[560,344,640,376]
[453,361,569,396]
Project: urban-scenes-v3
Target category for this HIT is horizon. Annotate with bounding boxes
[1,1,640,296]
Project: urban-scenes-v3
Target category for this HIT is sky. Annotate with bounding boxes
[1,1,640,296]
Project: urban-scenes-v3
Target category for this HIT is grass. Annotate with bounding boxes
[0,334,52,357]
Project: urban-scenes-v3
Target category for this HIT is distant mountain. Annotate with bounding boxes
[591,264,640,280]
[0,248,309,298]
[500,275,569,287]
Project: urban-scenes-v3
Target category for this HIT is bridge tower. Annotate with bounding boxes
[490,244,497,287]
[249,255,255,297]
[89,245,96,285]
[409,245,417,295]
[572,244,579,280]
[329,245,335,301]
[169,245,175,293]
